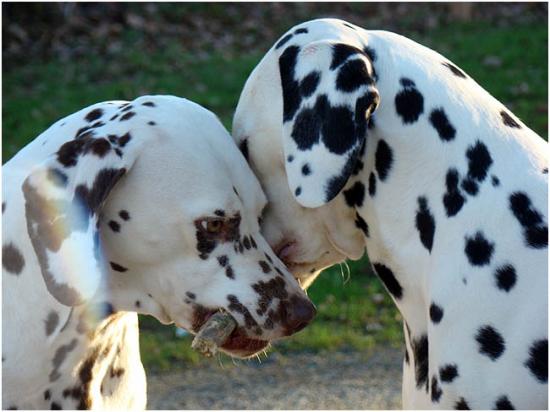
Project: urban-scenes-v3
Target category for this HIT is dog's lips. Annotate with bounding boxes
[219,327,270,357]
[192,309,269,358]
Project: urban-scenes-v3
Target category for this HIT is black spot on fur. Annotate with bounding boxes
[75,168,126,215]
[214,209,225,217]
[500,110,521,128]
[239,139,249,161]
[119,111,136,121]
[363,45,377,62]
[85,108,103,122]
[50,402,62,409]
[461,178,479,195]
[455,398,470,410]
[148,121,156,126]
[439,364,458,382]
[186,292,196,300]
[430,108,456,141]
[442,62,467,78]
[227,294,259,329]
[2,243,25,275]
[325,147,361,202]
[372,263,402,299]
[330,43,362,70]
[290,95,323,150]
[44,390,51,400]
[465,140,493,183]
[279,46,301,122]
[243,236,251,250]
[343,181,365,208]
[476,325,505,360]
[118,132,131,147]
[416,197,435,252]
[252,276,289,318]
[119,210,130,221]
[141,101,156,107]
[336,59,373,92]
[225,265,235,279]
[259,260,272,274]
[368,172,376,196]
[464,231,494,266]
[302,163,311,176]
[355,212,369,237]
[525,339,547,383]
[443,168,466,216]
[429,303,443,324]
[431,375,442,403]
[109,262,127,272]
[543,168,548,174]
[287,155,294,162]
[492,175,500,187]
[294,27,308,34]
[395,78,424,124]
[45,311,59,336]
[275,33,293,49]
[300,71,321,97]
[86,138,111,157]
[320,97,358,155]
[509,192,548,249]
[57,138,87,167]
[495,395,515,410]
[375,139,393,181]
[108,220,120,233]
[494,264,516,292]
[411,334,429,390]
[295,187,302,196]
[2,202,5,213]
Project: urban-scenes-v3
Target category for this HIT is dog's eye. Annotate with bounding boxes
[196,214,240,241]
[206,219,224,233]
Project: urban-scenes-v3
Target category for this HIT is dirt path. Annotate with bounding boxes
[146,347,403,409]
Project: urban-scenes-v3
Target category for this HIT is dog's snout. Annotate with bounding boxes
[285,295,316,335]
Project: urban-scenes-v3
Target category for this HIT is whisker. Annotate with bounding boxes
[342,260,351,284]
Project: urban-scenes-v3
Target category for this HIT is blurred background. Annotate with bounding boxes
[3,3,548,409]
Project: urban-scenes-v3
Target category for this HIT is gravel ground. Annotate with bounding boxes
[146,347,403,409]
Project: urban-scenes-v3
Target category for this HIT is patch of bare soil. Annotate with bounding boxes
[146,347,403,409]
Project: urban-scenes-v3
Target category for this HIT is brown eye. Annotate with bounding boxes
[206,219,224,233]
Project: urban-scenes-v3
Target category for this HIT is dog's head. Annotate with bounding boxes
[23,96,314,358]
[233,19,378,287]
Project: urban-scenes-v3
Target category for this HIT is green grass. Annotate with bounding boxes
[3,22,547,371]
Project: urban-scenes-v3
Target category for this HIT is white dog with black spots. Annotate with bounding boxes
[3,95,315,409]
[233,18,547,409]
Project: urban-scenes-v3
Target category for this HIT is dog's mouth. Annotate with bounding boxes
[191,307,269,358]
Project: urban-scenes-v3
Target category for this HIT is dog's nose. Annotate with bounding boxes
[285,295,316,335]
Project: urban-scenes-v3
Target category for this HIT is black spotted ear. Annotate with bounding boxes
[22,128,145,306]
[278,41,379,208]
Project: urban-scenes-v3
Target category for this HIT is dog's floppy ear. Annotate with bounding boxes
[278,41,379,208]
[22,127,146,306]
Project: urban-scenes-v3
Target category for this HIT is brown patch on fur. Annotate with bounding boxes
[227,295,260,330]
[252,277,288,316]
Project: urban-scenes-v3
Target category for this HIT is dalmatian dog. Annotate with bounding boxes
[233,18,547,409]
[2,95,315,409]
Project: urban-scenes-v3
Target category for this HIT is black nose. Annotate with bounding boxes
[285,295,316,335]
